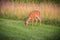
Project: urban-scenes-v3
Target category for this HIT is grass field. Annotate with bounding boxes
[0,18,60,40]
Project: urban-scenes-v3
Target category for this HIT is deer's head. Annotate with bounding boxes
[25,17,31,26]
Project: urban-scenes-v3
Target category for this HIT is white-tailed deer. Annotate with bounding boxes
[25,10,41,26]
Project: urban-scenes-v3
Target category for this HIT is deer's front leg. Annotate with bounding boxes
[35,18,38,25]
[32,19,34,27]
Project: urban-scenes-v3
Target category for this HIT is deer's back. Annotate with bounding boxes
[28,10,40,19]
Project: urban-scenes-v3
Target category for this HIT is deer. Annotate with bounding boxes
[25,10,41,26]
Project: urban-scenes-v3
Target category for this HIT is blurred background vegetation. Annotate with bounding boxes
[0,0,60,40]
[0,0,60,26]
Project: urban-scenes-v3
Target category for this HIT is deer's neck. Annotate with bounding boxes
[26,17,31,22]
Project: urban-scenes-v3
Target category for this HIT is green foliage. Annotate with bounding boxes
[1,0,60,3]
[43,19,60,27]
[0,13,18,20]
[50,0,60,4]
[13,0,44,3]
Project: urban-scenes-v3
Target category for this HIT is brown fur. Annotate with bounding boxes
[25,10,41,26]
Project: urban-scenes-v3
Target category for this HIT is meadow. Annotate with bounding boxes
[0,0,60,40]
[0,18,60,40]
